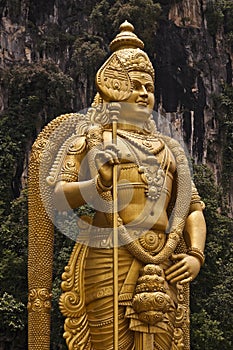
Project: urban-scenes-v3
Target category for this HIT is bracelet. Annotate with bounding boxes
[95,175,112,192]
[187,247,205,266]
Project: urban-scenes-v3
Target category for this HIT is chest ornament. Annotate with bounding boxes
[117,130,169,200]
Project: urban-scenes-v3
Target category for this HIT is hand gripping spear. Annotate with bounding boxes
[109,102,121,350]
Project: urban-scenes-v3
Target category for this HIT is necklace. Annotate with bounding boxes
[117,129,165,155]
[117,129,154,138]
[118,131,169,201]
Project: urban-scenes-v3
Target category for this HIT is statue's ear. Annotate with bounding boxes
[95,53,132,102]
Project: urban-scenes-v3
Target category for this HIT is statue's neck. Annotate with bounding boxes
[116,122,150,134]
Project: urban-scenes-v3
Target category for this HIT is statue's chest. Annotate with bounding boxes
[103,130,176,200]
[103,130,165,164]
[119,137,165,163]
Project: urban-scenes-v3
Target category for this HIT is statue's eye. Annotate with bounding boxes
[146,84,154,93]
[132,81,141,90]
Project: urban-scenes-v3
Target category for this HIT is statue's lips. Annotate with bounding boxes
[137,101,148,107]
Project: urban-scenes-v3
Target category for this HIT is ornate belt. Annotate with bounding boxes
[81,226,166,252]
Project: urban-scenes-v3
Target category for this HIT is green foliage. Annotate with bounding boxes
[191,309,224,349]
[0,190,28,299]
[205,1,224,36]
[213,85,233,211]
[0,191,28,348]
[0,293,25,331]
[208,259,233,344]
[71,36,106,77]
[0,130,18,207]
[90,0,161,54]
[109,0,161,33]
[205,0,233,37]
[36,23,76,55]
[7,61,74,121]
[0,60,74,348]
[0,61,74,209]
[191,164,233,349]
[0,292,26,349]
[89,0,114,37]
[69,34,107,106]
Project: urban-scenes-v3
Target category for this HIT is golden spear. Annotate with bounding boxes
[109,102,121,350]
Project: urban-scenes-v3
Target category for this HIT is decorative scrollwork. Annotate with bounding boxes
[27,288,52,313]
[59,291,82,318]
[175,304,189,327]
[173,327,185,350]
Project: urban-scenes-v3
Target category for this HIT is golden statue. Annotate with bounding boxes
[28,21,206,350]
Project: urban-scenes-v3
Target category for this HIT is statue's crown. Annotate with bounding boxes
[109,20,144,52]
[95,21,154,102]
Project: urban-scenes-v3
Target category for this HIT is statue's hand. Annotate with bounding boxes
[94,144,121,187]
[165,253,201,285]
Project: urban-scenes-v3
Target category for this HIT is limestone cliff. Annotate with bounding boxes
[158,0,233,213]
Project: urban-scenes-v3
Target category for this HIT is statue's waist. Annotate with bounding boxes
[81,227,167,251]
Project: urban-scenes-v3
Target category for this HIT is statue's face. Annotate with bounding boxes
[119,71,155,124]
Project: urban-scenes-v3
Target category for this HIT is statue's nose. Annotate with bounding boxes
[139,85,148,97]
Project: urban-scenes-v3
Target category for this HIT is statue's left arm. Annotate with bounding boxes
[165,183,206,284]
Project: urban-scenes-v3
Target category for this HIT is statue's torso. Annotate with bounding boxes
[92,130,176,232]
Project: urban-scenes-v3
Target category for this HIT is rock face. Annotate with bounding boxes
[169,0,203,28]
[155,10,228,160]
[156,0,232,213]
[0,0,232,213]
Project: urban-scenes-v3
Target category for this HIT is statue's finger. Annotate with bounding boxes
[105,144,122,158]
[105,150,120,164]
[169,271,190,284]
[171,253,186,260]
[166,266,187,281]
[165,259,184,275]
[180,276,193,285]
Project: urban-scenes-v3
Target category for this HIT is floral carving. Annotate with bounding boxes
[27,288,52,313]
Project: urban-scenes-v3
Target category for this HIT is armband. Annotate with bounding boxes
[191,182,201,205]
[189,182,205,212]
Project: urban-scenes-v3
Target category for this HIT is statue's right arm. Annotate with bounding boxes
[53,135,95,211]
[53,138,120,211]
[54,179,95,211]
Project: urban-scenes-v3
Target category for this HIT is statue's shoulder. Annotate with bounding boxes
[159,133,180,148]
[32,112,90,187]
[66,134,88,155]
[159,133,188,160]
[31,112,89,155]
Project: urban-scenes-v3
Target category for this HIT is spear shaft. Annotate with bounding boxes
[110,103,120,350]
